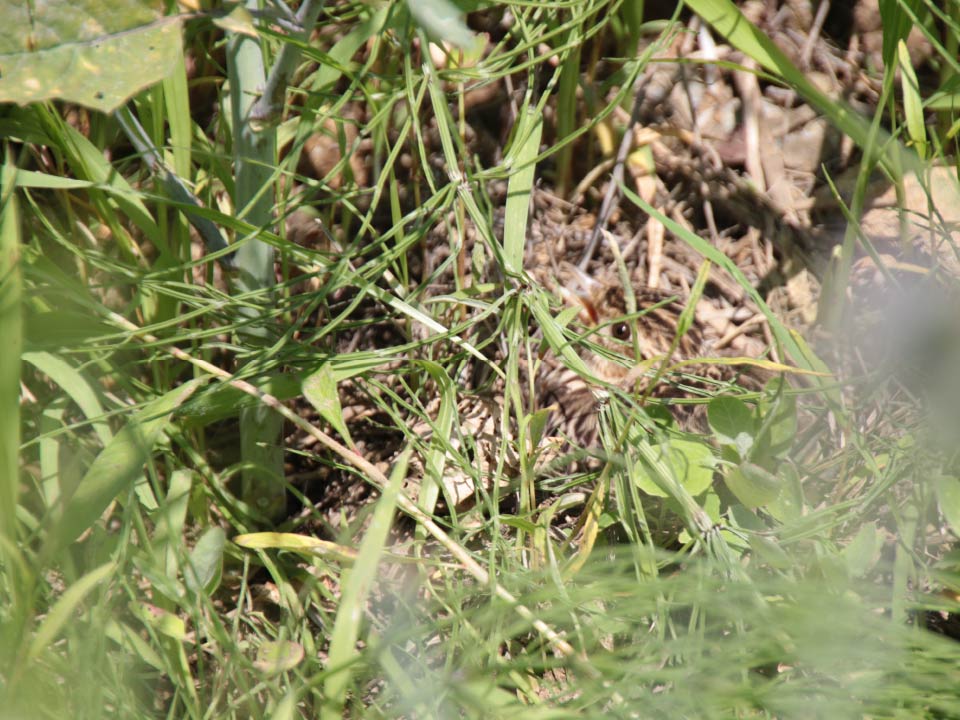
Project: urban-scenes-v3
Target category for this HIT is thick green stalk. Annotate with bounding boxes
[0,154,20,544]
[227,2,285,520]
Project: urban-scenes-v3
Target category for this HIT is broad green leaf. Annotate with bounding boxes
[766,462,804,523]
[270,692,297,720]
[153,469,192,577]
[212,5,257,37]
[303,363,354,447]
[254,640,305,675]
[707,397,755,451]
[632,438,715,498]
[749,535,792,570]
[47,378,204,553]
[0,1,183,113]
[25,310,114,350]
[105,618,165,671]
[724,462,782,509]
[184,527,225,596]
[522,407,553,454]
[843,521,881,578]
[935,476,960,538]
[139,603,186,641]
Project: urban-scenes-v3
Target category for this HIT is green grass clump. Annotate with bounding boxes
[4,0,960,717]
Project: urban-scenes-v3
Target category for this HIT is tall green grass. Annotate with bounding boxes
[5,0,960,717]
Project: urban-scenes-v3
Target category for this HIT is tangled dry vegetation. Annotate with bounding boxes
[271,1,959,535]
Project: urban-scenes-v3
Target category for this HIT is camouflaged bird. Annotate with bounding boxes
[536,269,765,448]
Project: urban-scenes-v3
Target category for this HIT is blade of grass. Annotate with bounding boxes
[503,104,542,277]
[26,561,117,662]
[0,156,21,545]
[227,2,285,519]
[45,378,205,556]
[321,446,409,719]
[102,309,585,667]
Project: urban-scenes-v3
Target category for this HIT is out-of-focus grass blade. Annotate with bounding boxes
[105,618,165,671]
[313,5,388,90]
[46,378,204,555]
[27,562,116,661]
[0,158,21,544]
[269,691,297,720]
[503,105,542,277]
[41,111,164,250]
[843,521,881,578]
[321,446,410,719]
[407,0,477,50]
[181,353,394,426]
[23,352,113,446]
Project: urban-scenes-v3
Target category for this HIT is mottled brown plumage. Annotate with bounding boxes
[538,276,759,447]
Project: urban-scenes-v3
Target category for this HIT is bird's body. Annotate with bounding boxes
[536,274,762,448]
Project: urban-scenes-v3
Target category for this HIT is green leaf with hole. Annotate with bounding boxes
[724,462,782,509]
[0,1,184,113]
[303,363,354,447]
[632,438,715,498]
[708,396,755,458]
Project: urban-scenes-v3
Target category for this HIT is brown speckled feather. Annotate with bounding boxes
[537,281,761,446]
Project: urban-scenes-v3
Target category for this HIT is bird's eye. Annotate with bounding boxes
[612,322,631,341]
